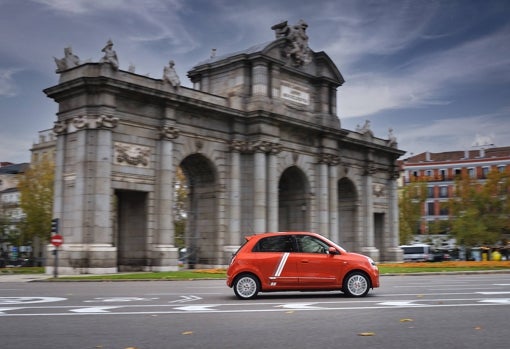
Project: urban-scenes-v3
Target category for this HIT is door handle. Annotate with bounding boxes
[301,260,309,263]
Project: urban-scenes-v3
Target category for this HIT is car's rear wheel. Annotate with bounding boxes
[342,272,370,297]
[233,274,260,300]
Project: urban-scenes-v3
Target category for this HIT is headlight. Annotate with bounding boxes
[366,257,376,267]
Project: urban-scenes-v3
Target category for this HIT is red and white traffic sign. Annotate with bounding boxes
[51,234,63,247]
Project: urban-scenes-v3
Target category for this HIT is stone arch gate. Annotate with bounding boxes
[44,23,404,274]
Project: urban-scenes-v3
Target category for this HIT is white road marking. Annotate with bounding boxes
[0,297,66,305]
[70,306,120,313]
[276,303,323,309]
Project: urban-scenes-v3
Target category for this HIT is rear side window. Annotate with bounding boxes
[253,235,294,252]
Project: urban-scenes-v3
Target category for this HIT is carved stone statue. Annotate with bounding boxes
[356,120,373,136]
[100,39,119,70]
[387,128,397,147]
[271,19,312,67]
[163,60,180,87]
[54,46,80,72]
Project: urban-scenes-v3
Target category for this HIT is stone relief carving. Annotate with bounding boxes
[271,19,312,67]
[114,142,151,167]
[373,183,385,197]
[163,60,180,88]
[54,47,80,72]
[97,115,119,129]
[70,115,119,130]
[53,120,67,134]
[318,153,340,166]
[100,39,119,70]
[160,125,180,140]
[229,140,282,154]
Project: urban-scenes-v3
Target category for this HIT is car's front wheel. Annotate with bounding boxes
[233,274,260,300]
[342,272,370,297]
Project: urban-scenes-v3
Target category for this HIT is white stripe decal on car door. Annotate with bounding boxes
[271,252,290,286]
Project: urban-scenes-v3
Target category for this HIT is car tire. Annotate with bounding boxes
[342,271,370,297]
[233,274,260,300]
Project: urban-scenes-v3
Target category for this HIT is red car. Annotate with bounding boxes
[226,232,380,299]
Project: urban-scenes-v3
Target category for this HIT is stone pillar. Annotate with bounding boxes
[151,125,180,271]
[385,170,403,262]
[361,150,379,260]
[329,162,339,242]
[253,144,267,233]
[252,61,268,97]
[228,140,242,245]
[47,115,118,275]
[51,121,66,229]
[318,161,329,237]
[267,145,280,232]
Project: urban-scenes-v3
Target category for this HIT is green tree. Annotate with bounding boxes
[448,170,510,247]
[17,157,55,245]
[174,166,188,248]
[399,179,427,245]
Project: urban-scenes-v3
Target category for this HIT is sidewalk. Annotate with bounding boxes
[0,274,52,282]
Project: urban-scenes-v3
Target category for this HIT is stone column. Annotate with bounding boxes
[267,144,280,232]
[152,125,180,271]
[385,169,403,262]
[360,150,379,260]
[228,140,242,245]
[318,160,329,237]
[252,61,268,97]
[51,121,66,229]
[253,142,267,233]
[329,160,339,242]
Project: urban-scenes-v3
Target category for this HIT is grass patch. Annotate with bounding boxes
[378,261,510,274]
[2,262,509,280]
[1,267,45,274]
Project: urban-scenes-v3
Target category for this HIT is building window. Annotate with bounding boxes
[427,187,434,198]
[425,170,432,178]
[427,202,434,216]
[439,205,449,216]
[498,165,506,173]
[439,186,448,198]
[482,167,490,179]
[440,169,447,181]
[454,168,462,177]
[468,167,476,178]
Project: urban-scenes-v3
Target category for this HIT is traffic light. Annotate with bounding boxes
[51,218,59,234]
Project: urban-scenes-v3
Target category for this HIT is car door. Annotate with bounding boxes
[252,235,299,288]
[294,234,342,287]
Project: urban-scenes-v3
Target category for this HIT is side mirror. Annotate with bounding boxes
[328,247,340,255]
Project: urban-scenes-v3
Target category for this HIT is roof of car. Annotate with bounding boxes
[244,232,319,240]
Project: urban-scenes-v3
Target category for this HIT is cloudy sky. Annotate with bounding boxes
[1,0,509,163]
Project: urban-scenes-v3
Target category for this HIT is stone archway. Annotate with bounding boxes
[338,177,358,251]
[180,153,218,268]
[278,166,309,231]
[43,20,404,274]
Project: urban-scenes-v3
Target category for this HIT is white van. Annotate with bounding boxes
[400,244,434,262]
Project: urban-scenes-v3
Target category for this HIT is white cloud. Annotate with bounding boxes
[0,68,21,97]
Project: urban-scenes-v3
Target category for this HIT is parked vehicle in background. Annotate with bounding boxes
[400,244,434,262]
[226,232,380,299]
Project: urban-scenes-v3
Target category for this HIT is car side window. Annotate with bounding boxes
[295,235,329,254]
[253,235,294,252]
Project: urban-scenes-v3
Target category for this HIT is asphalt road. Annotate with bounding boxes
[0,273,509,349]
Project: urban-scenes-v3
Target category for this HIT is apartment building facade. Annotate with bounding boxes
[401,146,510,241]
